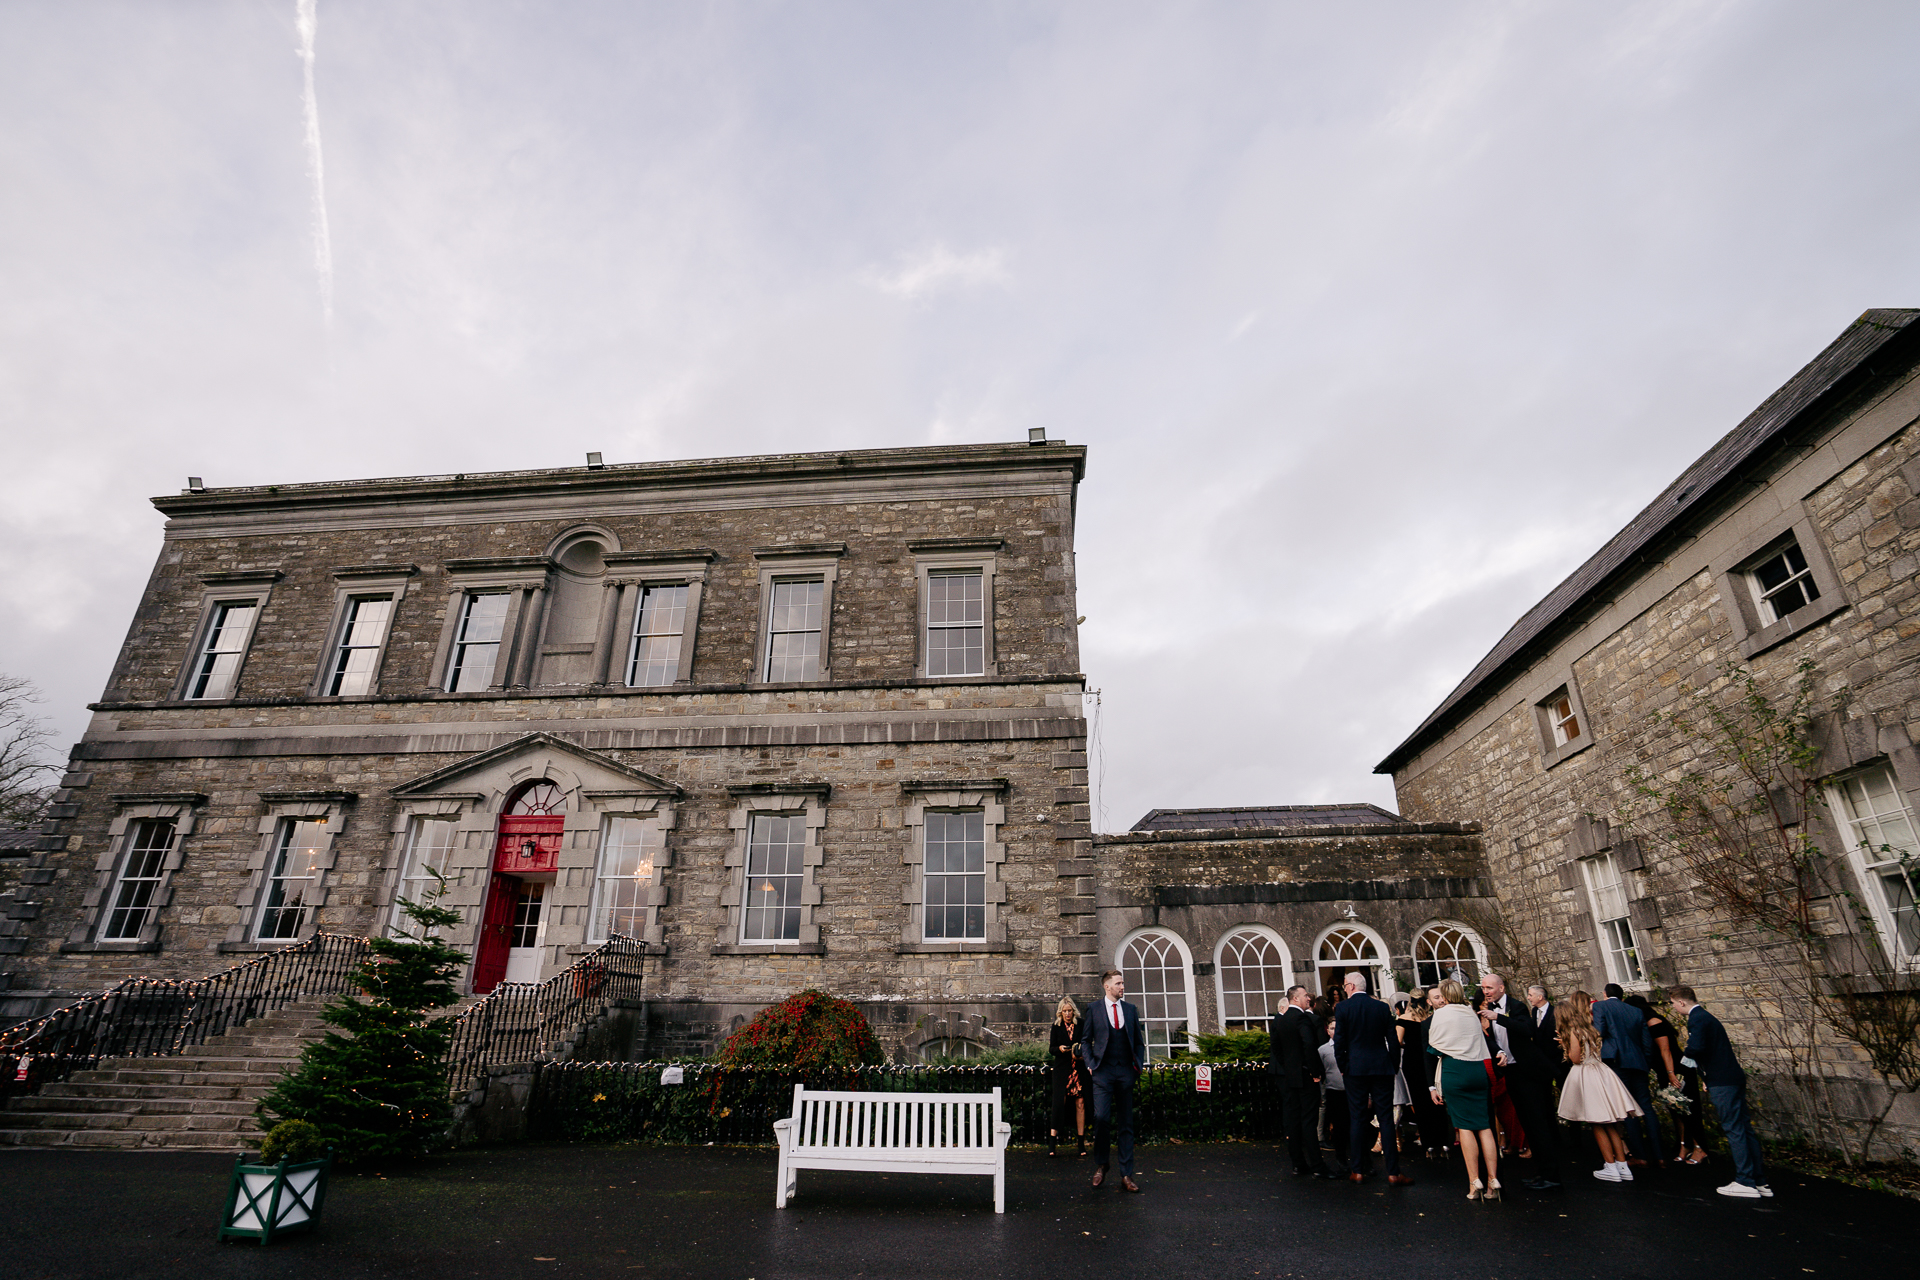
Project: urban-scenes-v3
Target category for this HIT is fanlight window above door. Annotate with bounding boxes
[508,782,564,815]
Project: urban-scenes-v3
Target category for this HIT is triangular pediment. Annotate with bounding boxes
[389,732,681,801]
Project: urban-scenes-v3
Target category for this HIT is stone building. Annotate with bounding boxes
[0,440,1097,1057]
[1377,309,1920,1158]
[1089,804,1492,1053]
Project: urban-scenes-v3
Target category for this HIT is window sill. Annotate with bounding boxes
[895,942,1013,954]
[1540,734,1595,771]
[61,939,161,954]
[710,943,826,956]
[1736,594,1848,659]
[217,940,305,954]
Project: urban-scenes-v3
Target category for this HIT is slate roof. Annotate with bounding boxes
[1129,803,1405,832]
[1376,309,1920,776]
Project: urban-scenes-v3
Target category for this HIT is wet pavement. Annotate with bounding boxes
[3,1140,1914,1280]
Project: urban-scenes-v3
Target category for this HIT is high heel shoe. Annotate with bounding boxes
[1467,1179,1484,1201]
[1485,1178,1502,1202]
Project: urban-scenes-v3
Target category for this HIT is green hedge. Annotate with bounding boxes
[528,1061,1282,1146]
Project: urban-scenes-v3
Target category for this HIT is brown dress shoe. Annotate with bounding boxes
[1120,1176,1142,1193]
[1091,1166,1107,1188]
[1348,1172,1367,1184]
[1388,1174,1416,1187]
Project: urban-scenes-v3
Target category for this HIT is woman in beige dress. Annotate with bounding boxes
[1555,991,1642,1183]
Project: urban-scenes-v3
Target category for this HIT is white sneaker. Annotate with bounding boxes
[1757,1184,1774,1198]
[1717,1181,1763,1199]
[1593,1165,1622,1182]
[1617,1162,1634,1181]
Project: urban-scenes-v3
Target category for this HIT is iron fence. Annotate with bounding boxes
[0,932,370,1103]
[441,936,647,1099]
[528,1059,1282,1146]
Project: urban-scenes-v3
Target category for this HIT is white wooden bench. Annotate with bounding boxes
[772,1084,1012,1213]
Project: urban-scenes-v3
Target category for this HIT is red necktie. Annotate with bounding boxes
[1111,1001,1120,1029]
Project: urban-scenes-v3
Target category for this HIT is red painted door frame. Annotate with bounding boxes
[472,814,565,993]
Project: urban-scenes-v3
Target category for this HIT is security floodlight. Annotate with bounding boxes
[187,477,206,492]
[585,452,605,469]
[1027,428,1047,445]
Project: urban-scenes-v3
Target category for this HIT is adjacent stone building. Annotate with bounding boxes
[1,441,1098,1056]
[1377,309,1920,1159]
[1091,805,1492,1053]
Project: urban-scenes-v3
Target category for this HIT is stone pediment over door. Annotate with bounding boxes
[382,733,682,956]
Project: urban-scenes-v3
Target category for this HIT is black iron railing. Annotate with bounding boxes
[0,932,371,1103]
[528,1059,1283,1146]
[441,936,647,1099]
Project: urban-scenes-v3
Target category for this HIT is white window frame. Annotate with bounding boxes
[430,558,552,693]
[68,794,204,950]
[1530,674,1593,770]
[1716,507,1847,660]
[720,785,827,950]
[389,814,461,937]
[1826,763,1920,968]
[173,571,279,701]
[446,591,514,693]
[751,546,843,684]
[587,801,675,944]
[1312,921,1392,996]
[1212,924,1293,1033]
[910,539,1001,680]
[254,817,331,941]
[1411,919,1489,989]
[1580,851,1644,986]
[312,564,415,698]
[604,550,713,688]
[1117,926,1198,1058]
[99,817,177,942]
[1747,534,1823,625]
[228,794,350,948]
[899,780,1009,949]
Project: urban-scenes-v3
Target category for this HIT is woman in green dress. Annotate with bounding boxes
[1427,979,1500,1201]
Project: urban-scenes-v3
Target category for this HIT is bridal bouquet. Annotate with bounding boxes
[1654,1082,1691,1111]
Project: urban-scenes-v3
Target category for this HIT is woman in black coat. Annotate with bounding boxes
[1048,996,1088,1156]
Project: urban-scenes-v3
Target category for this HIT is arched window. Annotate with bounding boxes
[507,781,564,815]
[1412,922,1486,989]
[1119,929,1194,1058]
[918,1038,984,1062]
[1315,924,1387,996]
[1215,927,1292,1032]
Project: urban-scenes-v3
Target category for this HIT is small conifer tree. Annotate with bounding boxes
[255,868,469,1162]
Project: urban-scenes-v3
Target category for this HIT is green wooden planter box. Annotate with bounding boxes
[216,1150,333,1244]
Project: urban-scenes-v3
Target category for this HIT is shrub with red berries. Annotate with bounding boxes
[716,989,884,1071]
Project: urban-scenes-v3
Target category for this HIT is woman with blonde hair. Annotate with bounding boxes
[1047,996,1088,1156]
[1555,990,1642,1183]
[1426,979,1501,1201]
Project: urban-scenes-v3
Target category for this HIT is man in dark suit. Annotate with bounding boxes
[1668,986,1771,1198]
[1592,982,1663,1164]
[1077,966,1147,1192]
[1491,980,1565,1190]
[1269,985,1336,1178]
[1332,971,1413,1186]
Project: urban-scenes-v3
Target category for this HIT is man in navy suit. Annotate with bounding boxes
[1332,971,1414,1185]
[1668,986,1771,1199]
[1592,983,1663,1164]
[1077,967,1147,1191]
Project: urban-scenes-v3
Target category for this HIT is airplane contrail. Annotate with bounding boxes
[296,0,334,328]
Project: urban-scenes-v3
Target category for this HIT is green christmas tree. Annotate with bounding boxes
[255,868,469,1162]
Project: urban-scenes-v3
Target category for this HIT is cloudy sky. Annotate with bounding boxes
[4,1,1918,830]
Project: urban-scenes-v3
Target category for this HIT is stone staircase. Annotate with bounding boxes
[0,1000,331,1151]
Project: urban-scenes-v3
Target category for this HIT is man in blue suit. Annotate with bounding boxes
[1592,983,1663,1164]
[1668,986,1771,1198]
[1077,967,1147,1192]
[1332,971,1414,1185]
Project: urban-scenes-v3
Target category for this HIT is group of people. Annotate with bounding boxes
[1040,965,1773,1202]
[1264,971,1773,1201]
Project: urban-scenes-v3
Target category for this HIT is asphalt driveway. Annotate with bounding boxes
[3,1141,1913,1280]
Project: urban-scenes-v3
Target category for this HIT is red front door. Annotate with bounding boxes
[472,814,565,993]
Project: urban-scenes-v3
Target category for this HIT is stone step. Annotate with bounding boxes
[39,1081,250,1101]
[9,1094,256,1116]
[0,1126,257,1151]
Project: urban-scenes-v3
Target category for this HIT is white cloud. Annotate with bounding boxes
[861,244,1011,300]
